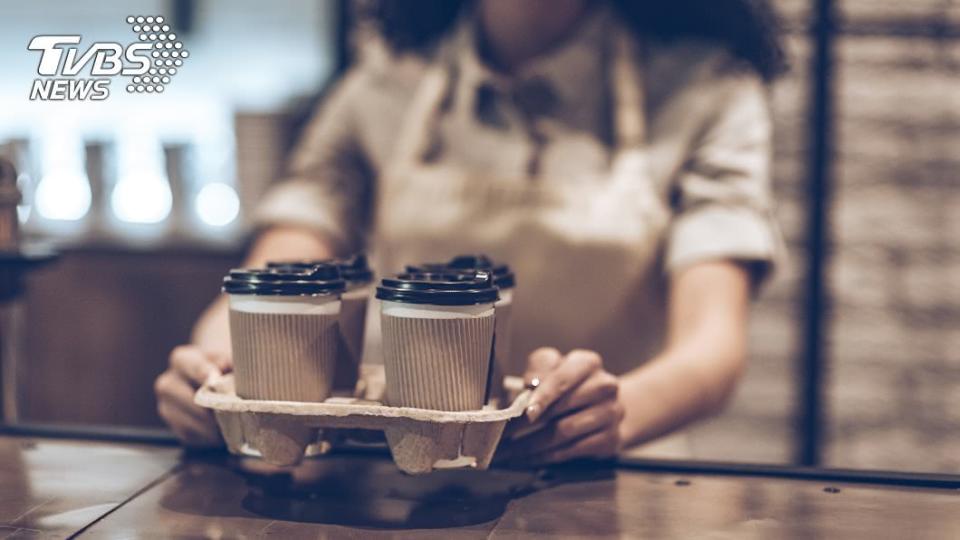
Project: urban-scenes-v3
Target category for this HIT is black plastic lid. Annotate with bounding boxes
[376,271,499,306]
[223,264,346,296]
[337,253,374,283]
[403,262,448,274]
[267,253,373,284]
[406,254,515,289]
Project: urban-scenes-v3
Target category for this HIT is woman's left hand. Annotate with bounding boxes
[498,347,625,465]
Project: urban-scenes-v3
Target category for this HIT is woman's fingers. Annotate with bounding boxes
[170,345,221,386]
[155,373,222,447]
[503,399,623,460]
[501,348,563,437]
[206,349,233,373]
[505,367,618,441]
[523,347,563,383]
[158,400,221,447]
[542,369,619,421]
[154,371,213,425]
[528,425,622,466]
[157,345,226,447]
[526,349,602,422]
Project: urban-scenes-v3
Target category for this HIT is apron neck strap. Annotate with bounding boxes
[610,31,647,151]
[389,63,449,173]
[389,25,648,173]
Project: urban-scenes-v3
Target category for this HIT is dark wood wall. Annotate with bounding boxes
[18,246,242,427]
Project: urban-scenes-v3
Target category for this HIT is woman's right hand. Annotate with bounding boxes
[154,345,232,447]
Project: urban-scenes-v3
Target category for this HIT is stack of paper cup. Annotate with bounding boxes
[331,255,373,392]
[407,255,516,402]
[268,255,374,393]
[223,264,345,402]
[377,271,499,411]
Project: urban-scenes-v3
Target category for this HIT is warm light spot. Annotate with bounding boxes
[34,169,91,221]
[195,182,240,226]
[111,173,172,224]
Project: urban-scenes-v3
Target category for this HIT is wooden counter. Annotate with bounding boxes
[0,436,179,538]
[1,435,957,538]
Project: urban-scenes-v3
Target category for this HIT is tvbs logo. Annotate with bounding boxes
[28,15,188,101]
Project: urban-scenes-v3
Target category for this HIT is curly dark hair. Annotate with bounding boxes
[366,0,786,81]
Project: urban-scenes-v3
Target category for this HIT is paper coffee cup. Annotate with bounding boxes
[490,287,514,402]
[334,284,370,391]
[223,265,345,402]
[267,254,373,393]
[407,255,517,402]
[377,272,498,411]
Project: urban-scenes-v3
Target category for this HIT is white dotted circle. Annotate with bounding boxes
[126,84,134,92]
[136,16,144,23]
[127,16,135,23]
[180,50,189,58]
[146,16,154,23]
[156,16,164,23]
[136,85,144,92]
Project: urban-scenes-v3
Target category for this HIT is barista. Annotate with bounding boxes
[155,0,784,464]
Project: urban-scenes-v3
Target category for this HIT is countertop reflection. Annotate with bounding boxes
[2,435,959,539]
[0,435,179,537]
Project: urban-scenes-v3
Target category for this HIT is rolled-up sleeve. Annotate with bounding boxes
[664,67,785,286]
[253,68,373,253]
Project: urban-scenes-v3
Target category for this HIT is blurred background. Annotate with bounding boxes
[0,0,957,473]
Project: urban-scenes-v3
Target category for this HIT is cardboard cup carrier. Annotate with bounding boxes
[200,259,529,474]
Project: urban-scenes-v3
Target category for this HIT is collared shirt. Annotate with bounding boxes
[255,7,783,372]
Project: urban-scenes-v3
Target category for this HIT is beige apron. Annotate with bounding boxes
[368,29,671,379]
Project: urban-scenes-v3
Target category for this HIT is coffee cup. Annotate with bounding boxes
[407,255,516,402]
[223,264,345,402]
[268,254,373,393]
[376,271,498,411]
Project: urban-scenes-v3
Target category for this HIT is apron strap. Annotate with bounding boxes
[610,31,647,151]
[607,29,658,196]
[387,64,452,176]
[389,23,649,177]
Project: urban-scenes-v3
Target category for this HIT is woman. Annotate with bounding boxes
[155,0,785,464]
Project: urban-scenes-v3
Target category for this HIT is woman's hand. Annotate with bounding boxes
[154,226,333,448]
[154,345,231,447]
[498,347,624,465]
